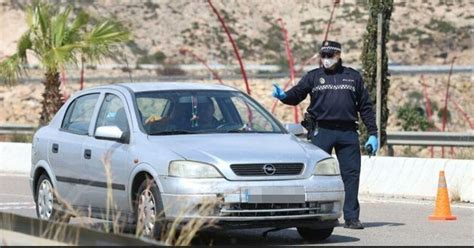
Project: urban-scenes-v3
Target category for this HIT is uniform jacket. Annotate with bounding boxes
[282,61,378,136]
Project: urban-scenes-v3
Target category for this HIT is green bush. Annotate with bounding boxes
[425,18,456,33]
[137,51,167,64]
[156,65,186,76]
[437,108,451,123]
[397,103,434,131]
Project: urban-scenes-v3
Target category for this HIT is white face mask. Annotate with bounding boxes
[322,58,338,69]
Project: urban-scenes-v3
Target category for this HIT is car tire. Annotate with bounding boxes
[35,174,70,223]
[297,227,334,242]
[135,178,167,239]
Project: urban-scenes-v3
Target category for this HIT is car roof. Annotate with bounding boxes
[93,82,240,93]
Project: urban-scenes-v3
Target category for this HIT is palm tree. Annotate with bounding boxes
[0,2,129,125]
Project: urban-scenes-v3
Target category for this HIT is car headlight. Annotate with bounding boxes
[169,161,223,178]
[313,158,340,175]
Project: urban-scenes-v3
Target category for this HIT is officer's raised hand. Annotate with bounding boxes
[365,135,378,155]
[272,84,287,100]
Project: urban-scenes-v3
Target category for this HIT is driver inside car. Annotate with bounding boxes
[194,101,219,130]
[145,97,219,133]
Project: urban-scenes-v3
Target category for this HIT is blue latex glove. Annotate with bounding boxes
[272,84,287,100]
[365,135,378,155]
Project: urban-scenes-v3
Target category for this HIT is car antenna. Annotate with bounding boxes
[122,52,133,83]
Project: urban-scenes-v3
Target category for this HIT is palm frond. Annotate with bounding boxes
[0,54,23,85]
[70,10,89,34]
[82,20,129,63]
[2,2,130,83]
[17,32,33,63]
[86,20,130,44]
[51,7,71,48]
[54,44,82,65]
[62,10,88,47]
[35,2,51,42]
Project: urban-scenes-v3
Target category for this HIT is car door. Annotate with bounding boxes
[48,93,101,206]
[81,91,133,213]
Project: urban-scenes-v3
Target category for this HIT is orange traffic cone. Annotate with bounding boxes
[429,170,457,221]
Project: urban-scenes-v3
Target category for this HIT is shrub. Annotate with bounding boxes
[397,103,434,131]
[425,18,456,33]
[156,65,186,76]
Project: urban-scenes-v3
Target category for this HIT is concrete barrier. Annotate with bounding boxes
[360,156,474,203]
[0,142,31,175]
[0,142,472,202]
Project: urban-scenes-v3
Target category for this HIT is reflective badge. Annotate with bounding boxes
[319,77,325,84]
[325,41,329,46]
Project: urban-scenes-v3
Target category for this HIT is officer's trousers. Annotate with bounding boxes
[311,127,361,221]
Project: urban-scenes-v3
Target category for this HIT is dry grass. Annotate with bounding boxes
[161,197,219,246]
[0,141,217,245]
[99,145,218,245]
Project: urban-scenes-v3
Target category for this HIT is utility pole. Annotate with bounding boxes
[376,13,383,155]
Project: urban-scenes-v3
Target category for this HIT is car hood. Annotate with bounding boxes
[147,133,329,165]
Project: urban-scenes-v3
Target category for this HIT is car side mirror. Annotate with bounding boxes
[95,126,129,144]
[284,123,305,137]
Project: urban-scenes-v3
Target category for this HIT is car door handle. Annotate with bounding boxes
[84,149,92,159]
[52,143,59,153]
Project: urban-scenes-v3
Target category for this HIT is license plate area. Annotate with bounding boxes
[240,186,305,203]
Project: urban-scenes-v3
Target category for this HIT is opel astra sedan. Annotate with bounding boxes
[30,82,344,241]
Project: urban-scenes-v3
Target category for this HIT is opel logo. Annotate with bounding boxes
[263,164,276,176]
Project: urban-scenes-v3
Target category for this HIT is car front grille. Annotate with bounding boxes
[219,202,332,217]
[230,163,304,176]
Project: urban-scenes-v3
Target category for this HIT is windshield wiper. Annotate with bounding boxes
[226,129,253,133]
[226,129,281,134]
[149,130,198,135]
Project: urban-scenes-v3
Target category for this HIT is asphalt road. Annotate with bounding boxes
[1,174,473,246]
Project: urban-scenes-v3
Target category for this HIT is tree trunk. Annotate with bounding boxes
[39,70,63,126]
[359,0,393,150]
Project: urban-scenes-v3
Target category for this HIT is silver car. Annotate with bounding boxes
[30,82,344,241]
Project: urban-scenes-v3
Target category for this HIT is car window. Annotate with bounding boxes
[62,93,100,135]
[230,95,275,132]
[95,94,129,133]
[136,97,170,124]
[135,90,284,135]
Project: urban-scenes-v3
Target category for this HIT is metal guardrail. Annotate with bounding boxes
[23,63,473,74]
[13,64,474,84]
[0,124,37,135]
[386,131,474,147]
[1,125,473,147]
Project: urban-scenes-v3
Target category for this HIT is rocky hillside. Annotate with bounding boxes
[0,1,472,158]
[0,0,472,66]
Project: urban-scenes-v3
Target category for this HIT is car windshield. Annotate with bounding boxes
[135,90,285,135]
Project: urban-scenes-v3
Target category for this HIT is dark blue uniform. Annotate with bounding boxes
[282,61,377,221]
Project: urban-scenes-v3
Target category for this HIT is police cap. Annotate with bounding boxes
[320,40,342,55]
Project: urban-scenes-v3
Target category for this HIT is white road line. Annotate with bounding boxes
[0,173,29,177]
[0,206,36,210]
[0,193,31,198]
[0,202,35,206]
[360,197,474,209]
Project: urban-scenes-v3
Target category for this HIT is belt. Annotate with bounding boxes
[316,120,358,131]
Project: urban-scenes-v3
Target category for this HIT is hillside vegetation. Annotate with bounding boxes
[0,0,471,66]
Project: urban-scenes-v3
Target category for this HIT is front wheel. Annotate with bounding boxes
[297,227,334,242]
[135,178,167,239]
[35,174,70,223]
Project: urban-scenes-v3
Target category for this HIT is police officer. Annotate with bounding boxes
[272,40,378,229]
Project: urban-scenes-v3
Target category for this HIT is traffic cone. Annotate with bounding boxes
[429,170,457,221]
